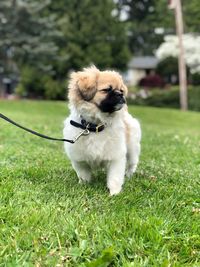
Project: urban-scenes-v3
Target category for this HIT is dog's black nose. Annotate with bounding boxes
[114,91,123,98]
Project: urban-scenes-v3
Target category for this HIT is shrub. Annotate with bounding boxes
[16,66,66,100]
[138,73,165,88]
[156,57,179,84]
[156,57,190,85]
[188,86,200,111]
[16,66,46,98]
[128,86,200,111]
[44,78,66,100]
[191,73,200,86]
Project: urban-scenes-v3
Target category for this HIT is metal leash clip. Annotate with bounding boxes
[73,126,90,143]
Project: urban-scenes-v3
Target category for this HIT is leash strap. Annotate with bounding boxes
[0,113,75,143]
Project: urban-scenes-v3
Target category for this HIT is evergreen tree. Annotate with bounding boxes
[116,0,174,55]
[0,0,61,75]
[50,0,130,72]
[182,0,200,33]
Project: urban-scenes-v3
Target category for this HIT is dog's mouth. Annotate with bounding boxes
[98,91,125,113]
[113,101,125,111]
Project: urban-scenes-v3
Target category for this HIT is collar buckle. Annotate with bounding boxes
[96,123,104,133]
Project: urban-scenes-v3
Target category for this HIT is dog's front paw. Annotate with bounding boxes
[108,185,122,196]
[126,164,137,178]
[78,175,91,184]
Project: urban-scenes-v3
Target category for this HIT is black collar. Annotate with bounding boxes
[70,118,105,133]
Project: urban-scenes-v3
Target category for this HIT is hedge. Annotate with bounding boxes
[128,86,200,111]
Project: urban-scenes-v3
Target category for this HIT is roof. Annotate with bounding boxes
[128,56,159,69]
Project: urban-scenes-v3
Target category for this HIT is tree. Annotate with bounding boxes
[0,0,131,99]
[156,34,200,74]
[182,0,200,33]
[0,0,61,75]
[49,0,130,73]
[115,0,174,55]
[115,0,200,55]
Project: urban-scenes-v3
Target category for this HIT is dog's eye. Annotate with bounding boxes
[101,86,112,93]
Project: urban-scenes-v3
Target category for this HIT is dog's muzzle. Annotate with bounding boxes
[113,92,125,110]
[98,91,126,113]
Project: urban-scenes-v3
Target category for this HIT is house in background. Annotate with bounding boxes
[0,74,18,98]
[0,62,19,98]
[123,56,159,86]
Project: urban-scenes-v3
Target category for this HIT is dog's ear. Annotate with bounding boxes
[122,84,128,97]
[70,66,99,101]
[113,71,128,97]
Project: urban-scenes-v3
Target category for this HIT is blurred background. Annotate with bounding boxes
[0,0,199,111]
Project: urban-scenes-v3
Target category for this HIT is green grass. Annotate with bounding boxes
[0,100,200,267]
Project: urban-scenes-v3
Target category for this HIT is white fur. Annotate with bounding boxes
[63,104,141,195]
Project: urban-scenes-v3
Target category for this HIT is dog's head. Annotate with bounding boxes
[68,66,128,114]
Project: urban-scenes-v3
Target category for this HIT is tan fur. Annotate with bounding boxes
[68,66,128,108]
[68,66,100,105]
[124,118,131,143]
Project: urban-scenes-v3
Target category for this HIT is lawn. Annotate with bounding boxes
[0,100,200,267]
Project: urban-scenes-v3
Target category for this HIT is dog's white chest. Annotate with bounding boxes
[63,119,126,164]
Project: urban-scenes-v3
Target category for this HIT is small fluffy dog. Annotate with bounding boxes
[63,66,141,195]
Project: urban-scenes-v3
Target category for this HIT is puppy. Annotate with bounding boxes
[63,66,141,195]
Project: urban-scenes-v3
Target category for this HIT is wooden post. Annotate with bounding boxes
[169,0,188,110]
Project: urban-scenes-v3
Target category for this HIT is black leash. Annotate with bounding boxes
[0,113,105,144]
[0,113,75,143]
